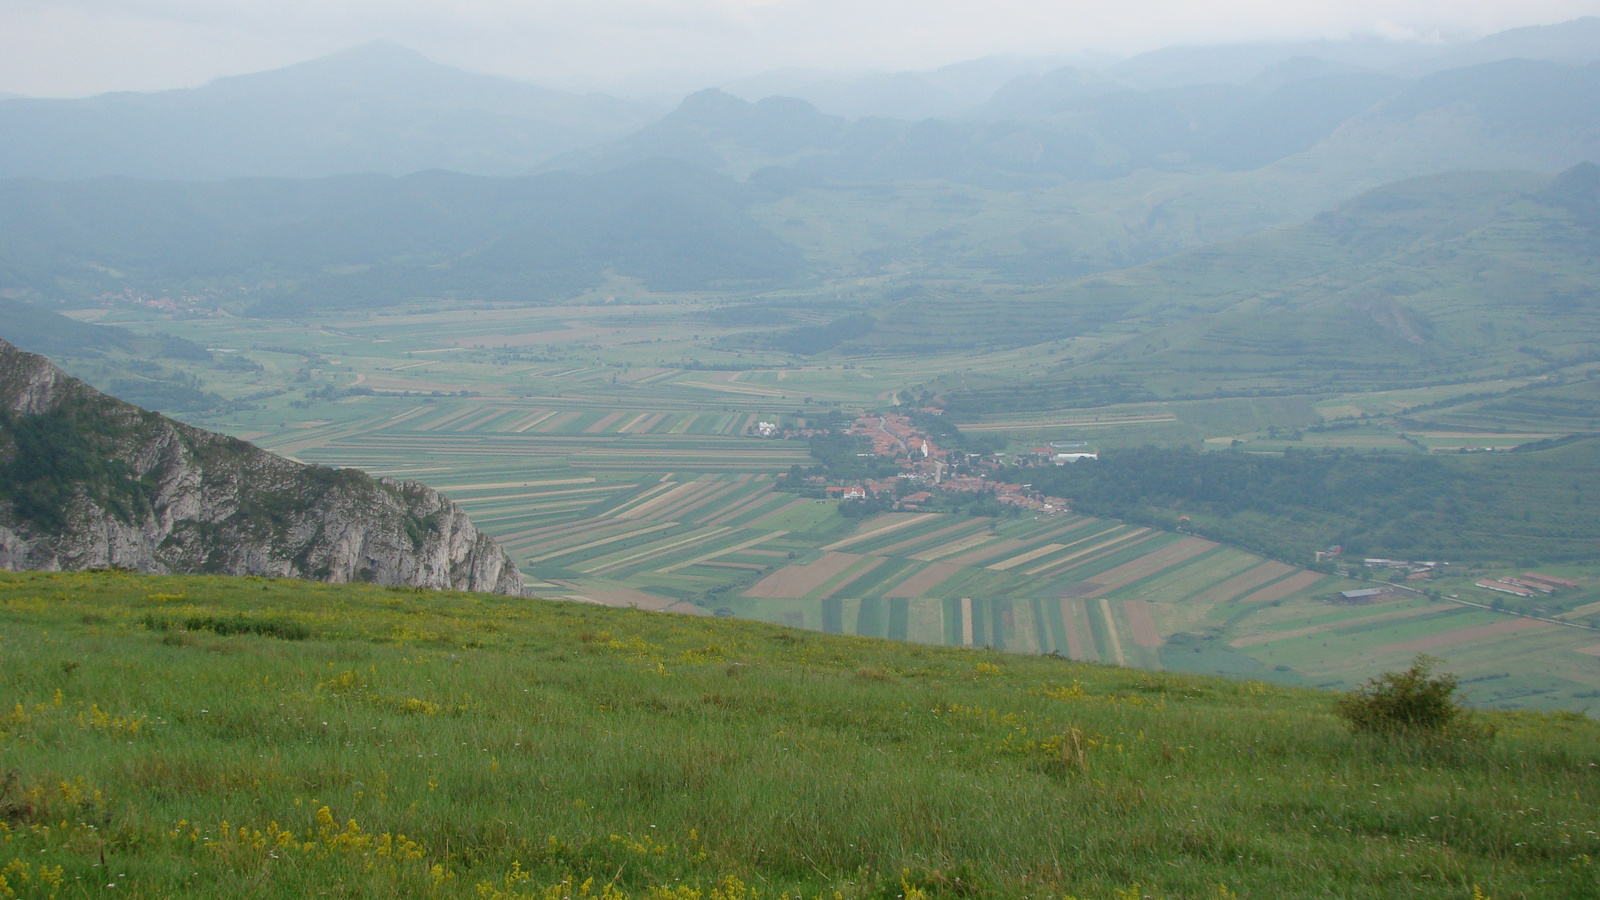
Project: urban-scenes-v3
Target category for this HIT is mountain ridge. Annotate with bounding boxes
[0,339,522,593]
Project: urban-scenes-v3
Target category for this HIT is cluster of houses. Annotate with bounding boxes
[747,418,827,440]
[95,286,222,315]
[820,412,1073,514]
[1361,557,1447,581]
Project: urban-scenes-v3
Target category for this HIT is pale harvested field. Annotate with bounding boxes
[884,562,962,599]
[1059,599,1088,660]
[583,411,627,434]
[700,487,782,526]
[1230,603,1457,648]
[533,411,580,432]
[1099,598,1126,665]
[524,522,677,563]
[580,526,734,575]
[657,478,751,521]
[1236,570,1325,603]
[1083,537,1217,596]
[927,537,1024,567]
[1024,528,1151,576]
[647,480,731,521]
[439,477,596,491]
[987,542,1073,572]
[499,516,626,549]
[1123,600,1161,648]
[874,520,985,557]
[508,410,557,432]
[615,481,705,520]
[823,514,936,551]
[1577,644,1600,657]
[1190,561,1297,605]
[744,552,865,599]
[1378,618,1552,654]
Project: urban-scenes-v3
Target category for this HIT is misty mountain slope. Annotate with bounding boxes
[0,43,659,180]
[574,52,1596,198]
[0,298,246,414]
[0,159,805,312]
[965,72,1406,174]
[0,298,207,362]
[1263,60,1600,187]
[1101,16,1600,89]
[554,87,1172,185]
[873,167,1600,398]
[718,56,1057,121]
[1426,15,1600,71]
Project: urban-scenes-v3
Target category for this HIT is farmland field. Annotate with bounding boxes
[49,291,1600,711]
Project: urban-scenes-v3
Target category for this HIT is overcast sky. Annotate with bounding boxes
[2,0,1598,97]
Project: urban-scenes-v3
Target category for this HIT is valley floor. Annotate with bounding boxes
[49,290,1600,711]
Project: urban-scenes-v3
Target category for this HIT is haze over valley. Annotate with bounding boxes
[2,10,1599,898]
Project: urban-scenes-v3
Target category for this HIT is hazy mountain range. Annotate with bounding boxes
[0,43,661,180]
[2,18,1598,181]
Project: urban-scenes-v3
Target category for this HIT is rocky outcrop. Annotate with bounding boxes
[0,339,521,594]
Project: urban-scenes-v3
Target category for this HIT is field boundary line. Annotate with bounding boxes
[581,527,734,575]
[823,514,935,551]
[659,531,788,573]
[1022,528,1149,576]
[1099,598,1126,666]
[525,522,677,563]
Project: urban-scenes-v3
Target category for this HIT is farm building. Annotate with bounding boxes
[1476,581,1535,598]
[1522,572,1578,589]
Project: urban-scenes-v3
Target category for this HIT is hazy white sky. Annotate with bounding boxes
[2,0,1598,97]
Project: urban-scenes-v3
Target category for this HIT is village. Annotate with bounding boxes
[761,410,1087,514]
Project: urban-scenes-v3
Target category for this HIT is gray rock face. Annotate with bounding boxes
[0,339,521,595]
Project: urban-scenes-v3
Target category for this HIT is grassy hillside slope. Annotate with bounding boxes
[1,570,1596,899]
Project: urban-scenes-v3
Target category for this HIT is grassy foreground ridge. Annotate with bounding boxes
[1,571,1597,899]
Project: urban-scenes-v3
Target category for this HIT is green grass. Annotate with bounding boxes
[2,570,1598,899]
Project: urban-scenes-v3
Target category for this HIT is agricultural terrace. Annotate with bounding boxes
[54,297,1600,711]
[1,570,1598,899]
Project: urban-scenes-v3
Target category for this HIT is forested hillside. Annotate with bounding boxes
[1017,438,1600,565]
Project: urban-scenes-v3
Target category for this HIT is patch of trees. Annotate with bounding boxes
[1012,442,1600,565]
[0,400,158,530]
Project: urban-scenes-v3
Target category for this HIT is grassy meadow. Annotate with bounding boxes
[3,570,1599,900]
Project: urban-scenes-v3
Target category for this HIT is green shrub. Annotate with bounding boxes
[1333,655,1489,739]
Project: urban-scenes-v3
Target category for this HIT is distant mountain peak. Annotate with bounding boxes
[671,88,757,124]
[205,41,477,94]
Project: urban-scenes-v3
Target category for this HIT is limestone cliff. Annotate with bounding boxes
[0,339,522,594]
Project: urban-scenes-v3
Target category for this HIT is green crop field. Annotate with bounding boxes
[1,570,1597,900]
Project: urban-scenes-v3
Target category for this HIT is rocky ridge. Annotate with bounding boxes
[0,339,522,594]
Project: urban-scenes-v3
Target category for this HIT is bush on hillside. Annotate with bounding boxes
[1334,655,1491,740]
